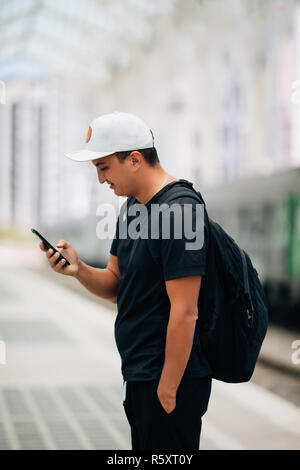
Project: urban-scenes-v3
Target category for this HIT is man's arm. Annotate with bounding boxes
[40,239,120,303]
[157,275,202,413]
[75,253,120,303]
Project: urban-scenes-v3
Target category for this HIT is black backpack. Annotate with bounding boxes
[153,179,269,383]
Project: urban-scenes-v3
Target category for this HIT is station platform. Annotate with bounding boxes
[0,252,299,450]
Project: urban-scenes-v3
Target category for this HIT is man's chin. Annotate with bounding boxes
[110,186,126,197]
[112,187,120,195]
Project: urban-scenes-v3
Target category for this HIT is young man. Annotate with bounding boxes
[40,111,212,450]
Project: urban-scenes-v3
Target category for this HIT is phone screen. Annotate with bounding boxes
[31,228,70,266]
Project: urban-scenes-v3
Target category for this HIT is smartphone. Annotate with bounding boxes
[31,228,70,267]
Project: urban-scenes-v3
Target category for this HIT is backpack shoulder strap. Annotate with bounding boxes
[146,180,208,265]
[158,179,207,208]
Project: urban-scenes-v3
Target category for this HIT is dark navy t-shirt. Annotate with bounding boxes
[110,180,212,381]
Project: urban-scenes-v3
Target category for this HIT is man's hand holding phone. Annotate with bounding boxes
[40,240,79,277]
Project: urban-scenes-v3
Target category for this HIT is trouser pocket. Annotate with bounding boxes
[152,381,177,417]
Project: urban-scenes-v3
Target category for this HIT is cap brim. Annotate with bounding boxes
[65,149,114,162]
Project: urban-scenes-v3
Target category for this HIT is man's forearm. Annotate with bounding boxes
[159,308,198,394]
[75,259,119,300]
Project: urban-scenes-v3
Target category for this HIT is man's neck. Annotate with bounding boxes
[134,169,177,204]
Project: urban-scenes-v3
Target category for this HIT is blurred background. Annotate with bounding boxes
[0,0,300,451]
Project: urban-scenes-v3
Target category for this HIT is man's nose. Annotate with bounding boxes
[97,172,107,184]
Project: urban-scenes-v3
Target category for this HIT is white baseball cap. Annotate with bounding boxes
[65,111,154,162]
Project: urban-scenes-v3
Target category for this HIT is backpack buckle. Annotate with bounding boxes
[245,294,254,327]
[246,308,253,327]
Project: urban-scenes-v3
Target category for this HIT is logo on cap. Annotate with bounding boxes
[86,126,92,143]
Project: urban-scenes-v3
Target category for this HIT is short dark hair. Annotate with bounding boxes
[115,147,160,167]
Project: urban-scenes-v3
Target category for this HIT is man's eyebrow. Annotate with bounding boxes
[95,161,107,167]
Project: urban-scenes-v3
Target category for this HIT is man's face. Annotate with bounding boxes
[91,153,133,196]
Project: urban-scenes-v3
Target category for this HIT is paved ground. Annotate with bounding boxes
[0,243,300,450]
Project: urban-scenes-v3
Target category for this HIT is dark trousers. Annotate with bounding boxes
[122,376,212,450]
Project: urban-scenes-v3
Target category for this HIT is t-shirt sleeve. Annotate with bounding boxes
[110,217,119,256]
[159,198,207,281]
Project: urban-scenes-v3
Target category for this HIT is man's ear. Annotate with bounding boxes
[129,151,143,168]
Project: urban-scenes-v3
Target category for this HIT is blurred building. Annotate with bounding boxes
[0,0,300,274]
[0,0,175,238]
[0,57,98,230]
